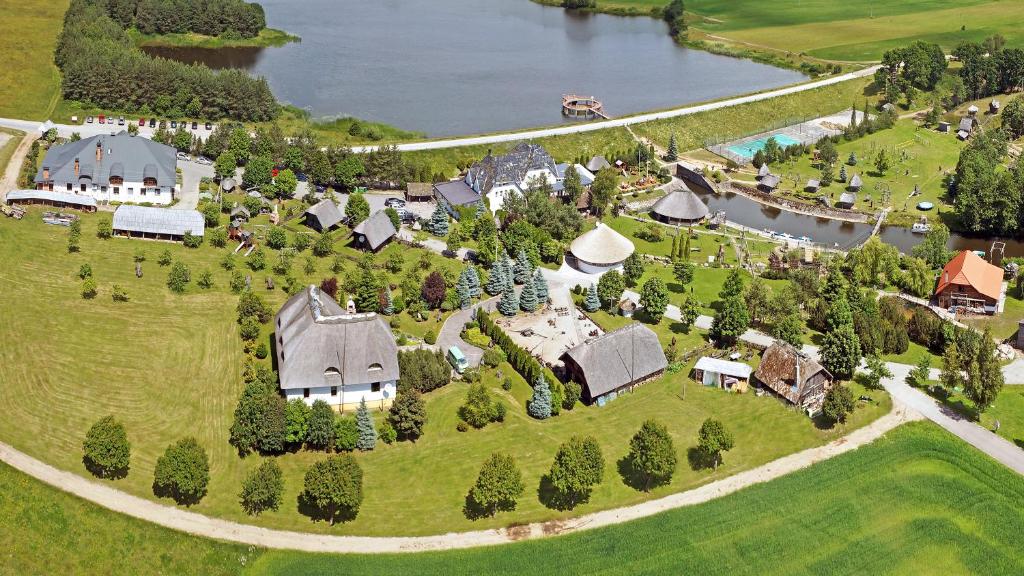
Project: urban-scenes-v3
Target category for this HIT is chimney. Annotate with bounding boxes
[42,166,49,181]
[794,354,801,387]
[96,141,102,162]
[74,158,79,177]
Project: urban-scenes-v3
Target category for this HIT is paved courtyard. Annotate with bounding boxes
[496,286,602,366]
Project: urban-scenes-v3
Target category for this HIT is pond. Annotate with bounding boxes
[694,189,1024,257]
[143,0,807,136]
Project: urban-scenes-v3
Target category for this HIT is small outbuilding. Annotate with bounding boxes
[957,117,977,140]
[5,189,97,212]
[694,357,752,392]
[754,342,833,415]
[405,182,434,202]
[990,100,1001,114]
[569,222,635,274]
[304,199,344,232]
[111,205,204,241]
[586,155,611,173]
[651,183,709,225]
[848,174,863,192]
[758,174,781,192]
[221,177,237,193]
[805,179,820,192]
[352,210,398,252]
[757,164,771,180]
[937,121,950,133]
[836,191,857,209]
[229,205,251,221]
[561,323,667,405]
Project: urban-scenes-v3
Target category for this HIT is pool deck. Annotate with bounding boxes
[709,109,868,164]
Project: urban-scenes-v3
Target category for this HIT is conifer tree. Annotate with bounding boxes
[519,273,539,312]
[355,399,376,451]
[514,249,532,284]
[381,289,394,315]
[666,133,679,161]
[498,282,519,316]
[457,269,472,309]
[679,230,691,261]
[485,259,505,295]
[670,234,679,263]
[528,375,552,420]
[466,265,482,297]
[839,164,848,183]
[583,283,601,312]
[428,203,449,236]
[501,252,517,290]
[533,268,549,303]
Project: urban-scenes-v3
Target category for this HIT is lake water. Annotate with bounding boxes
[143,0,806,136]
[694,190,1024,257]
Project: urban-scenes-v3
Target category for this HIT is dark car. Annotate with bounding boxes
[384,197,406,208]
[315,185,327,194]
[295,172,308,182]
[205,122,212,130]
[191,121,198,130]
[148,118,156,128]
[170,120,177,129]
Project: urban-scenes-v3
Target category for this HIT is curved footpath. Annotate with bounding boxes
[0,399,917,554]
[0,67,879,154]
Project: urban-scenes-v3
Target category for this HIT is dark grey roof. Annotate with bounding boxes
[112,205,204,236]
[555,163,595,186]
[838,192,857,206]
[757,164,771,178]
[849,174,863,189]
[230,205,251,219]
[466,143,557,194]
[586,155,611,172]
[305,199,344,230]
[35,132,176,188]
[563,323,666,398]
[958,117,975,132]
[760,174,781,189]
[108,162,123,179]
[353,210,397,250]
[652,185,709,221]
[806,179,820,190]
[5,189,97,208]
[275,286,399,391]
[433,180,480,206]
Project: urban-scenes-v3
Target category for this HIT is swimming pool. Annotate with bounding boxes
[727,134,802,160]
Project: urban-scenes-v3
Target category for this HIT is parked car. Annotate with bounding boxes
[315,184,327,194]
[205,122,213,130]
[196,156,212,165]
[384,197,406,208]
[85,116,93,124]
[138,118,145,126]
[98,114,106,124]
[117,116,125,126]
[149,118,156,128]
[170,120,177,129]
[176,152,191,161]
[191,121,198,130]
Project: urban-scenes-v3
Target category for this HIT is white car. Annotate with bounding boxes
[196,156,212,165]
[176,152,191,161]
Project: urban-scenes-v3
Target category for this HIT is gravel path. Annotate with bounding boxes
[0,131,37,198]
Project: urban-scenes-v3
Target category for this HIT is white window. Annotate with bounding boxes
[127,188,133,195]
[113,187,119,195]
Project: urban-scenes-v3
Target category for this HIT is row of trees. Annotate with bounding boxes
[954,38,1024,100]
[100,0,267,38]
[57,0,278,121]
[951,130,1024,236]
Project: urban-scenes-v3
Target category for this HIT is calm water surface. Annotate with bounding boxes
[145,0,807,136]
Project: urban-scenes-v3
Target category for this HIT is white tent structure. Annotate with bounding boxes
[569,222,635,274]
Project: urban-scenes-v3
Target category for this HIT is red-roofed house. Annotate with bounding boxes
[935,251,1004,314]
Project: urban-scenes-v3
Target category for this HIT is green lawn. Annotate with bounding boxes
[0,208,891,537]
[7,422,1022,574]
[0,0,67,119]
[752,118,966,227]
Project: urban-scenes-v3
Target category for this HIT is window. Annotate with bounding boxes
[303,388,310,398]
[113,187,119,195]
[368,363,383,371]
[127,188,134,195]
[80,184,86,192]
[66,183,72,191]
[371,382,381,393]
[101,186,107,193]
[330,386,337,396]
[140,188,146,196]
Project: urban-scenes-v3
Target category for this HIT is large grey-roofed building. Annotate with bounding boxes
[5,189,98,211]
[561,323,666,404]
[434,180,482,218]
[112,205,204,240]
[304,199,344,232]
[275,286,400,410]
[34,131,177,205]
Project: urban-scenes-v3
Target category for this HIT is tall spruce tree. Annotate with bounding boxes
[666,133,679,161]
[428,203,449,236]
[501,252,517,291]
[514,250,532,284]
[485,259,505,295]
[528,375,553,419]
[533,268,549,303]
[498,282,519,316]
[466,265,482,297]
[457,269,472,309]
[583,283,601,312]
[381,289,395,315]
[355,399,376,451]
[519,273,539,312]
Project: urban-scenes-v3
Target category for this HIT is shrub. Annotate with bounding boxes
[334,416,359,452]
[157,249,173,266]
[482,347,505,368]
[197,270,214,289]
[82,416,130,479]
[208,227,228,248]
[462,327,491,348]
[111,284,129,302]
[167,261,191,293]
[502,377,513,391]
[254,341,268,359]
[424,329,437,345]
[388,390,427,441]
[459,383,500,428]
[78,263,93,279]
[81,278,98,299]
[153,437,209,505]
[378,420,397,444]
[97,219,112,239]
[182,231,202,248]
[562,380,581,410]
[239,317,262,341]
[240,460,283,516]
[456,421,469,432]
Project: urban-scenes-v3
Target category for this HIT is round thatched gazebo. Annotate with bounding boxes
[651,184,709,225]
[570,222,635,274]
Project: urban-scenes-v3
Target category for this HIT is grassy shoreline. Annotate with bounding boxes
[129,27,299,49]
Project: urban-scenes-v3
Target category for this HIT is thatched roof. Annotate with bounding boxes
[353,209,397,250]
[760,174,781,190]
[562,323,666,398]
[305,199,344,230]
[570,222,634,265]
[652,187,709,222]
[848,174,863,189]
[587,155,611,172]
[275,286,399,391]
[406,182,433,198]
[754,342,830,406]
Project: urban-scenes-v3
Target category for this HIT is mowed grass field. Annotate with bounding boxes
[5,422,1022,574]
[0,209,889,536]
[682,0,1024,61]
[0,0,67,120]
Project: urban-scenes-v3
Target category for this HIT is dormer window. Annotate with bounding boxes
[368,363,382,372]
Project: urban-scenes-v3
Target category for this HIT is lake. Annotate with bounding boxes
[143,0,807,136]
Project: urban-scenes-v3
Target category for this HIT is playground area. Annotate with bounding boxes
[497,286,603,366]
[709,109,867,165]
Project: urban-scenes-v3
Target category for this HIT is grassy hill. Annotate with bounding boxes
[0,0,67,120]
